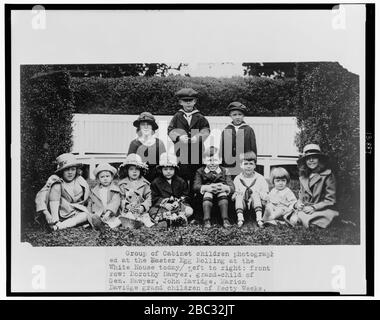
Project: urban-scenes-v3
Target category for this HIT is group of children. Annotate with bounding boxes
[35,87,339,232]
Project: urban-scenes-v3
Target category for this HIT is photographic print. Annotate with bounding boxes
[8,5,370,295]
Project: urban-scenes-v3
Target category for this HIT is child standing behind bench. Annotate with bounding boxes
[220,102,257,176]
[233,151,269,228]
[168,88,210,186]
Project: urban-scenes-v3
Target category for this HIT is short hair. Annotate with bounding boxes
[118,164,143,180]
[56,166,82,179]
[239,151,257,164]
[270,167,290,184]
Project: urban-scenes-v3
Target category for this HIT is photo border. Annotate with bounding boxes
[5,3,375,297]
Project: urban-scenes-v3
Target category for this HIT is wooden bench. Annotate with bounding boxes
[71,114,300,179]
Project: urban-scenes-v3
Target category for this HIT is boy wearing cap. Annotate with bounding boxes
[220,101,257,176]
[149,153,193,225]
[87,162,121,230]
[168,88,210,185]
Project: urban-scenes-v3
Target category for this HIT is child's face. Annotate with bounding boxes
[62,166,77,182]
[98,171,113,187]
[128,166,141,180]
[162,167,175,179]
[240,160,256,174]
[139,122,153,136]
[273,178,287,191]
[230,110,245,126]
[179,99,197,112]
[306,156,319,170]
[205,156,221,171]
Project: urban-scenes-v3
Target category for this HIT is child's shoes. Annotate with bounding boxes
[237,220,244,228]
[257,220,264,228]
[223,219,232,228]
[204,220,211,229]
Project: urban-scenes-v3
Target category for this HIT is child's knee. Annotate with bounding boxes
[203,192,214,202]
[184,206,193,217]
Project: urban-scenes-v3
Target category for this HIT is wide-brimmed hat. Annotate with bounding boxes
[175,88,198,101]
[93,162,117,178]
[55,153,82,173]
[227,101,248,114]
[157,153,178,168]
[119,154,148,171]
[297,144,327,165]
[133,112,159,131]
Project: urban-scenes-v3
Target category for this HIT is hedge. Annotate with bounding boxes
[294,62,360,222]
[21,69,75,229]
[70,76,297,116]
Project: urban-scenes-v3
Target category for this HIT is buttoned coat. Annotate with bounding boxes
[220,122,257,175]
[149,175,190,215]
[193,166,235,195]
[167,109,210,165]
[87,183,121,217]
[118,177,152,213]
[292,169,339,228]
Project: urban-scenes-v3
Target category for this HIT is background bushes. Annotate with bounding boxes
[294,62,360,223]
[21,69,75,229]
[71,76,297,116]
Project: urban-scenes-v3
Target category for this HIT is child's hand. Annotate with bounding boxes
[179,135,188,143]
[164,203,174,211]
[137,206,145,214]
[172,201,179,209]
[190,136,198,143]
[102,210,111,221]
[296,201,305,210]
[303,206,315,214]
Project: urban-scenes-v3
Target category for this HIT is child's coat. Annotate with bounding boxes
[35,175,90,220]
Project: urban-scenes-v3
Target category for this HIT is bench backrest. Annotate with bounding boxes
[72,114,299,158]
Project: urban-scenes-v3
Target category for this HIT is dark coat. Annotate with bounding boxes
[150,175,190,215]
[167,109,210,166]
[193,166,235,195]
[220,123,257,172]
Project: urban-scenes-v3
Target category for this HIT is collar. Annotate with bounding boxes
[94,183,120,194]
[118,177,150,189]
[228,121,247,129]
[204,167,222,174]
[179,109,199,117]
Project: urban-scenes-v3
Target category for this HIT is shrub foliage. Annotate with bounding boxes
[294,62,360,221]
[70,76,297,116]
[21,69,75,228]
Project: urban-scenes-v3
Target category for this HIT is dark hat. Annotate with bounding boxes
[175,88,198,100]
[133,112,159,131]
[227,101,248,114]
[297,144,328,165]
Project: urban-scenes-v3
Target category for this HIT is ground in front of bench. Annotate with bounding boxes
[22,220,359,246]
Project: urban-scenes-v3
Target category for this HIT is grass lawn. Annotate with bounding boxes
[22,219,359,246]
[22,177,360,246]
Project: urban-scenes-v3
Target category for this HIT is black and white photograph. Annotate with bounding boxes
[7,4,372,295]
